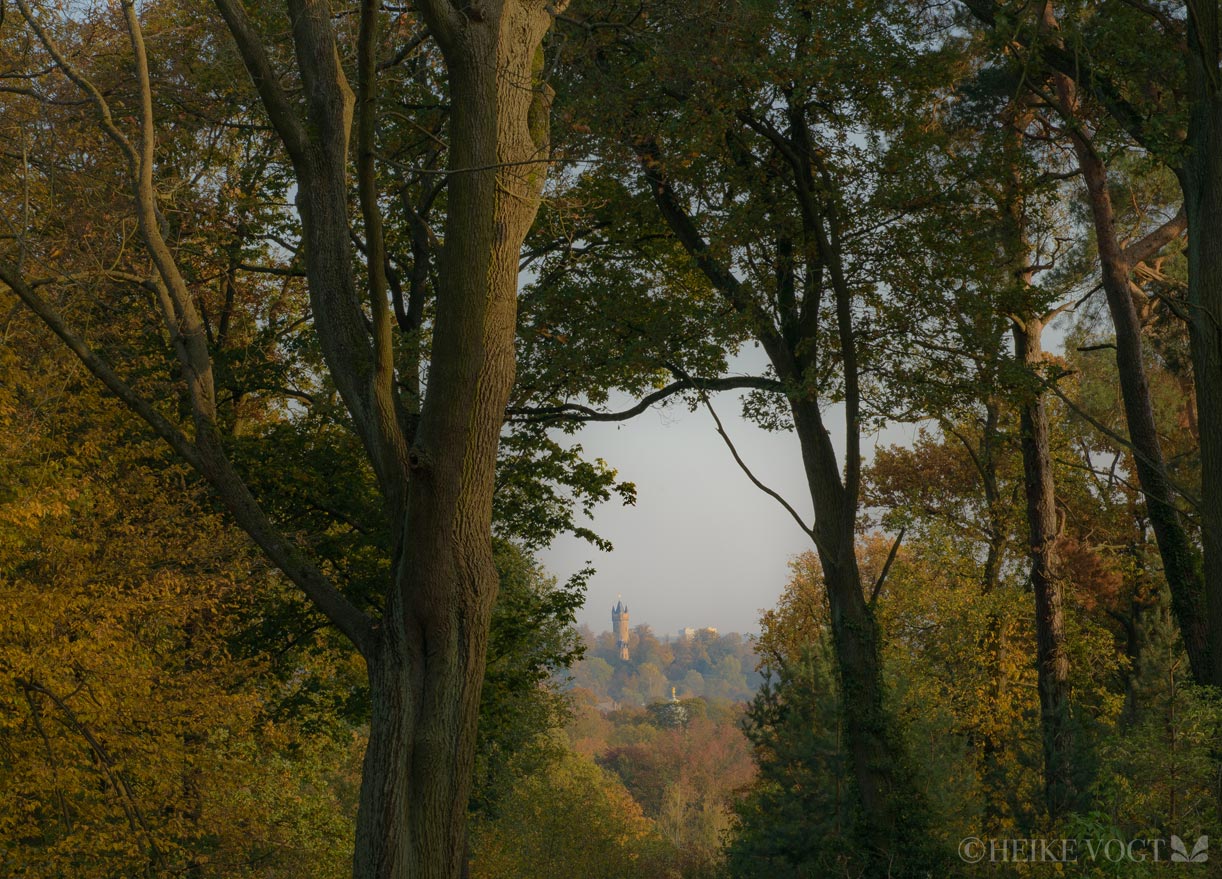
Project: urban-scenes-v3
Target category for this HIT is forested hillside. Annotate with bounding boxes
[2,0,1221,877]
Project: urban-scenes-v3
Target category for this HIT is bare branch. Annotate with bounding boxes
[1123,206,1186,266]
[692,382,824,552]
[634,138,793,372]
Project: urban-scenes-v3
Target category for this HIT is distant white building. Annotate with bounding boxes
[678,626,717,640]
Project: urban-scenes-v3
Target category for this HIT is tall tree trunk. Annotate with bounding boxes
[2,1,557,876]
[997,84,1075,818]
[1179,33,1222,684]
[351,7,555,878]
[789,399,914,859]
[1012,317,1075,818]
[1078,151,1208,683]
[213,1,558,876]
[1039,7,1212,684]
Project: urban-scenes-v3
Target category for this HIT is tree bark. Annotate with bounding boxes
[791,400,900,833]
[1179,4,1222,684]
[1012,317,1075,818]
[1075,146,1209,684]
[1038,0,1212,687]
[349,4,556,878]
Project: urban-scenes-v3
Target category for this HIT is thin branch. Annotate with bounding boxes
[960,0,1161,153]
[117,0,218,422]
[236,262,306,277]
[869,526,906,607]
[211,0,309,164]
[21,687,72,834]
[694,384,823,551]
[14,0,138,170]
[0,264,204,468]
[357,0,410,509]
[17,677,165,869]
[379,30,429,70]
[634,137,791,369]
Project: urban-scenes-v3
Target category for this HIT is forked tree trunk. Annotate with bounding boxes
[4,1,557,877]
[1012,317,1075,818]
[225,1,558,876]
[352,6,555,878]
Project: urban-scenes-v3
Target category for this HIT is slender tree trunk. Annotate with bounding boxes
[1047,47,1211,684]
[996,84,1075,818]
[1179,80,1222,687]
[1012,317,1075,818]
[1082,156,1207,682]
[971,398,1008,594]
[972,400,1010,826]
[790,399,909,853]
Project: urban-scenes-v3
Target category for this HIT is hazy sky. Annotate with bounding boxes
[538,348,920,639]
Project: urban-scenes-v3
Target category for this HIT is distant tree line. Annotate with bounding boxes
[567,625,763,706]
